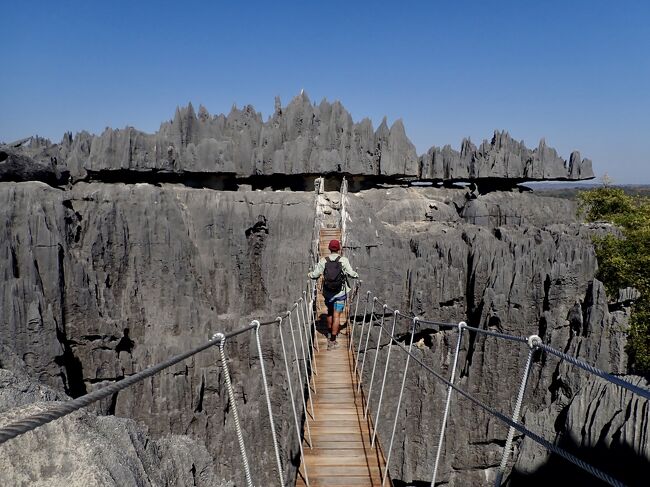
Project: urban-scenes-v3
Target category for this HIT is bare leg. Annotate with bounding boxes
[326,314,333,335]
[332,310,342,339]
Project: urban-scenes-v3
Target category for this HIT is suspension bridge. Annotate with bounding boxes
[0,272,648,485]
[0,180,649,486]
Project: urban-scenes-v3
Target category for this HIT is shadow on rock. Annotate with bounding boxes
[507,434,649,487]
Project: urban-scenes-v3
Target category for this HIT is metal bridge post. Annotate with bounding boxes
[382,316,418,486]
[364,304,387,419]
[215,333,254,487]
[253,321,285,487]
[277,317,310,485]
[430,322,466,486]
[494,334,540,486]
[371,310,398,448]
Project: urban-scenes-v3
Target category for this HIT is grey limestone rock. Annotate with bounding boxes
[5,96,592,182]
[420,131,593,181]
[0,367,226,487]
[512,374,649,486]
[346,187,642,485]
[0,161,625,487]
[0,146,69,186]
[0,181,315,485]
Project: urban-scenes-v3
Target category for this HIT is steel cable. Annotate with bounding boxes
[215,333,253,487]
[276,316,309,485]
[537,343,650,401]
[364,304,387,419]
[376,321,626,487]
[0,323,256,446]
[253,321,284,487]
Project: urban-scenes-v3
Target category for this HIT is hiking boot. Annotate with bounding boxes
[327,340,341,351]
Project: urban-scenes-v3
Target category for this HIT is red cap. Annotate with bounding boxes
[328,239,341,252]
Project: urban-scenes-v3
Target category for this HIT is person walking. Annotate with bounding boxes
[308,239,359,350]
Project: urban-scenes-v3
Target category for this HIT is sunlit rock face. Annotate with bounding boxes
[0,365,226,487]
[0,181,314,485]
[345,187,645,486]
[1,178,644,486]
[0,95,630,487]
[2,94,592,183]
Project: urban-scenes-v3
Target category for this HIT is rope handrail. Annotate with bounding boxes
[363,311,627,487]
[215,332,253,487]
[537,342,650,401]
[0,296,318,446]
[461,323,529,345]
[369,301,649,401]
[3,276,647,487]
[0,322,258,446]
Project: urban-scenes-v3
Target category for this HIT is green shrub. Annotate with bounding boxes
[578,187,650,376]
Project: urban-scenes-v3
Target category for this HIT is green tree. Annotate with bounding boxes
[578,187,650,376]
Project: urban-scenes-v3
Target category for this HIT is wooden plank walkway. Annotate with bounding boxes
[296,331,390,487]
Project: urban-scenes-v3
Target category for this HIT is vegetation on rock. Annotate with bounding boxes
[579,186,650,375]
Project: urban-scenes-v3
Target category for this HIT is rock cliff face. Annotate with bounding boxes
[0,365,225,487]
[1,176,645,486]
[3,94,592,182]
[0,146,69,186]
[512,373,649,485]
[420,131,593,181]
[0,95,640,487]
[0,180,315,485]
[345,187,646,486]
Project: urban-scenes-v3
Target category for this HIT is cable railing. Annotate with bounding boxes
[2,280,648,487]
[347,288,649,487]
[0,281,323,487]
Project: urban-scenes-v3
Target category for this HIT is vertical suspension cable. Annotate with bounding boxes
[495,335,540,486]
[354,294,374,381]
[302,289,318,377]
[289,304,315,418]
[356,292,373,363]
[357,297,378,393]
[215,333,254,487]
[372,310,399,448]
[382,317,418,487]
[351,290,370,353]
[288,311,314,445]
[309,279,320,352]
[349,283,362,351]
[430,322,465,486]
[298,297,317,394]
[364,304,387,419]
[277,317,310,486]
[252,321,285,487]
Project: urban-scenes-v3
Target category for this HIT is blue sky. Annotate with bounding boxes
[1,0,649,183]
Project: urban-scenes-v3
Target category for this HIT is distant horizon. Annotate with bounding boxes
[2,1,648,184]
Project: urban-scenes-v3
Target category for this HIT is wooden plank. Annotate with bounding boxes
[303,465,382,476]
[309,441,367,449]
[310,419,366,427]
[297,478,381,486]
[297,328,391,487]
